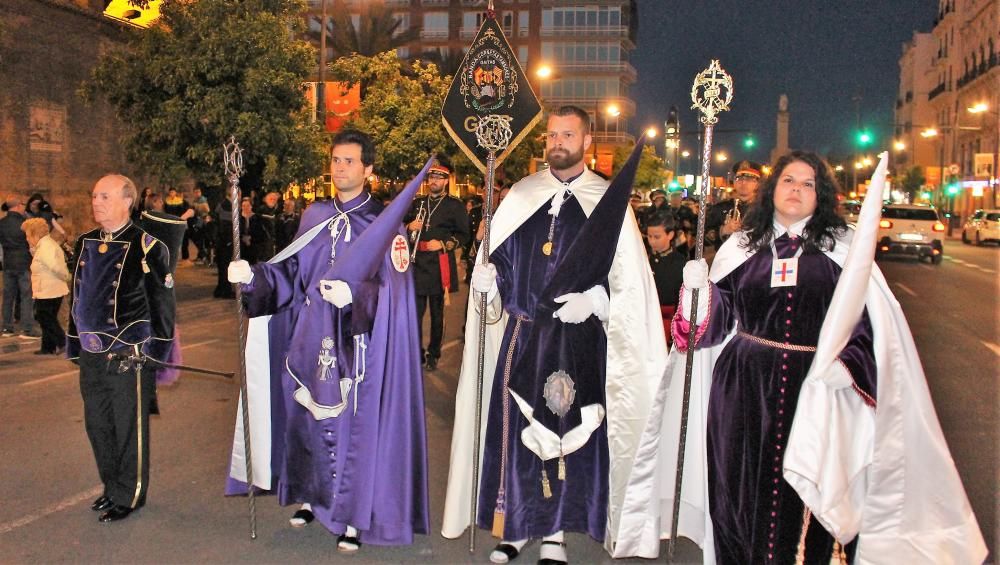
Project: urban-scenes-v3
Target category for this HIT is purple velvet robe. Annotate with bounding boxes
[233,193,429,545]
[476,198,610,542]
[690,234,877,564]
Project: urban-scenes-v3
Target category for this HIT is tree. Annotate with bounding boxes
[899,166,926,201]
[328,51,451,182]
[612,144,667,190]
[82,0,327,192]
[311,0,419,60]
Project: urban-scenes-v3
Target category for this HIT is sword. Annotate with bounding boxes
[148,359,235,379]
[668,60,733,562]
[224,137,257,540]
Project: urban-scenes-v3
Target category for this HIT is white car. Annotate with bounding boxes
[962,209,1000,245]
[876,204,946,265]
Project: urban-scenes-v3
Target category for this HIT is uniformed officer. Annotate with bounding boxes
[68,174,176,523]
[404,160,470,370]
[705,159,762,251]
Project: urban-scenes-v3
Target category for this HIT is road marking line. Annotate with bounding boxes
[893,283,918,297]
[0,485,103,536]
[441,338,463,352]
[982,341,1000,359]
[20,339,221,387]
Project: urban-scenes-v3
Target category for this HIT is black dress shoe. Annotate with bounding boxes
[91,496,113,512]
[98,505,133,523]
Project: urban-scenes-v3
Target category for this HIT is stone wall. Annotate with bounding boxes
[0,0,137,237]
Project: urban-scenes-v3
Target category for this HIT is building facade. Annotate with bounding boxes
[302,0,638,176]
[903,0,999,216]
[0,0,132,236]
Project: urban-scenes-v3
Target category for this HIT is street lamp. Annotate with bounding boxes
[716,152,728,163]
[681,150,690,158]
[646,126,657,139]
[894,140,906,151]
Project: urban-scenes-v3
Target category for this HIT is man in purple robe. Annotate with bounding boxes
[225,130,429,552]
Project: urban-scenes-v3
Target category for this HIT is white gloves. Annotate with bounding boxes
[471,263,498,294]
[553,285,609,324]
[227,260,253,284]
[319,280,353,308]
[680,259,710,322]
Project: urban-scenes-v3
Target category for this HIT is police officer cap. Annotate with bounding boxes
[732,160,762,178]
[649,189,668,201]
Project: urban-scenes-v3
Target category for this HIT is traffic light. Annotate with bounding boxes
[945,175,960,196]
[668,180,681,191]
[743,136,755,149]
[856,130,873,146]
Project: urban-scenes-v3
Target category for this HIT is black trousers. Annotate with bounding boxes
[33,296,65,352]
[415,293,444,359]
[79,349,154,509]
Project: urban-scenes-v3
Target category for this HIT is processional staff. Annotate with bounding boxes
[224,136,257,540]
[668,60,733,562]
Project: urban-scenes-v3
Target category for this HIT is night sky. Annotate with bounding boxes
[631,0,938,172]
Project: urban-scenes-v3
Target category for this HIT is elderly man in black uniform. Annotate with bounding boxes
[705,159,762,251]
[68,174,176,523]
[405,160,469,370]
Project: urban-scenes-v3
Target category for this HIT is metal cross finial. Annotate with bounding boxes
[690,59,734,125]
[224,136,245,179]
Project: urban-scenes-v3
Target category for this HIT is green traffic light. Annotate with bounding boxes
[946,184,960,196]
[743,137,755,149]
[857,131,872,145]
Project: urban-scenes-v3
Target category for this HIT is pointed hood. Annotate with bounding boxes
[325,155,435,284]
[540,137,647,301]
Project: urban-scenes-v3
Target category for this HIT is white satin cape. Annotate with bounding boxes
[616,226,986,563]
[440,168,669,557]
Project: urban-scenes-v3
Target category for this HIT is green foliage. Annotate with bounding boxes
[312,0,420,60]
[82,0,327,191]
[328,51,451,181]
[612,144,667,190]
[899,166,926,199]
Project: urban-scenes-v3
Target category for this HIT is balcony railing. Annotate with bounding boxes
[591,131,635,145]
[419,29,449,40]
[928,83,946,100]
[543,96,636,117]
[539,25,630,38]
[550,62,637,82]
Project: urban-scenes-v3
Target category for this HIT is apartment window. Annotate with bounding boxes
[423,12,448,31]
[519,46,528,65]
[518,10,529,34]
[392,13,410,37]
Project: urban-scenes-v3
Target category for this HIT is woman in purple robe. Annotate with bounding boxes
[674,151,876,564]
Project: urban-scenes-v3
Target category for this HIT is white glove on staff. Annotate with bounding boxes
[553,285,610,324]
[680,259,710,323]
[227,260,253,284]
[319,279,353,308]
[471,263,498,294]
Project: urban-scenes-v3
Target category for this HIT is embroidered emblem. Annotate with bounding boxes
[770,257,799,288]
[543,370,576,418]
[83,334,102,353]
[164,273,174,289]
[390,234,410,273]
[317,336,336,381]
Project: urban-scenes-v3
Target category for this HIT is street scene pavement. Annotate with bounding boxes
[0,236,996,564]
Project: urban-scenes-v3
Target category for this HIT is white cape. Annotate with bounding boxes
[440,168,669,557]
[619,225,986,563]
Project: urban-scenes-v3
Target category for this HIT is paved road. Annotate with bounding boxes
[0,239,995,563]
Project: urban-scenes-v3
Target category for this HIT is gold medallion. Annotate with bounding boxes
[98,243,108,254]
[541,241,553,256]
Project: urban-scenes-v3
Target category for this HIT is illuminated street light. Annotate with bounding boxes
[967,102,989,114]
[646,126,657,139]
[834,164,844,172]
[681,150,690,158]
[862,157,873,167]
[893,140,906,151]
[536,64,553,80]
[854,162,863,170]
[716,152,728,163]
[606,104,621,118]
[921,128,939,138]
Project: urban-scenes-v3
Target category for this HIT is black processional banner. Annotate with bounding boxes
[441,13,543,174]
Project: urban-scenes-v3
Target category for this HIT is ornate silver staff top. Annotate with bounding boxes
[690,59,734,125]
[224,136,245,181]
[475,114,513,153]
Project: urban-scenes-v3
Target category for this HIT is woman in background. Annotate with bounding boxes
[21,217,69,355]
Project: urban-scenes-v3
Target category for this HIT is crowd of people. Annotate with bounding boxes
[1,104,986,564]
